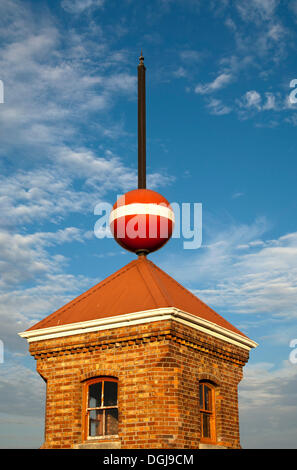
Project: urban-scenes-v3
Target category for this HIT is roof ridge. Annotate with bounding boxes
[136,256,171,307]
[146,258,248,338]
[144,259,176,306]
[147,258,220,314]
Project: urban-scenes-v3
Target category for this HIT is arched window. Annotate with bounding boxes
[199,382,216,443]
[83,377,118,439]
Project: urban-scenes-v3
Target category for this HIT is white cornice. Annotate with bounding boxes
[18,307,258,351]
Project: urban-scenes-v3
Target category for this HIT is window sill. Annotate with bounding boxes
[199,443,227,449]
[74,438,121,449]
[87,434,119,440]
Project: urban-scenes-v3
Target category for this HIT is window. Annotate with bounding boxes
[199,382,216,443]
[83,377,118,439]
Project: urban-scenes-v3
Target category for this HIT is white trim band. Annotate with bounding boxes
[109,203,175,224]
[18,307,258,351]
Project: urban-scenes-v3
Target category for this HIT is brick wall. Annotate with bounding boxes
[29,319,250,449]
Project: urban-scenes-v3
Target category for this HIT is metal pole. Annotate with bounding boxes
[138,51,146,189]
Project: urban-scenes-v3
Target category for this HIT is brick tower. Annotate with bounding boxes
[19,54,257,449]
[19,256,257,449]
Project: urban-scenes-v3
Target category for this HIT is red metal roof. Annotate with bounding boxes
[27,255,248,338]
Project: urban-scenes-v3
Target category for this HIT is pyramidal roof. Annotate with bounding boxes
[25,256,250,343]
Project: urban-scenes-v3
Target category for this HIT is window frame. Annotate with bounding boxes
[82,376,119,441]
[199,381,216,444]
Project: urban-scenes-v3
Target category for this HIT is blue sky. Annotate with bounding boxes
[1,0,297,448]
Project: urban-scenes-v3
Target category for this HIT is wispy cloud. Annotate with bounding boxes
[173,67,187,78]
[236,0,280,23]
[0,151,173,229]
[163,219,297,320]
[0,271,99,356]
[0,225,98,354]
[0,362,45,417]
[239,361,297,448]
[0,361,45,448]
[235,0,279,22]
[0,0,137,165]
[235,89,295,121]
[0,227,92,288]
[179,49,201,62]
[238,90,262,110]
[232,192,244,199]
[195,72,233,94]
[61,0,105,14]
[206,98,232,115]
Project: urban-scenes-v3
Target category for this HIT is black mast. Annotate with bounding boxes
[138,51,146,189]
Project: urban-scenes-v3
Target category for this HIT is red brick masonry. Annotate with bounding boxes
[29,319,250,449]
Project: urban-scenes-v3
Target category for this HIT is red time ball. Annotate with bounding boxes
[109,189,175,254]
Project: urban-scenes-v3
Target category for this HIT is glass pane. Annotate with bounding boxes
[104,381,118,406]
[204,385,212,411]
[199,384,203,409]
[88,382,102,408]
[202,413,210,438]
[105,408,118,435]
[89,409,103,436]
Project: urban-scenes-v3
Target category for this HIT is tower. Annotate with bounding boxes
[19,54,257,449]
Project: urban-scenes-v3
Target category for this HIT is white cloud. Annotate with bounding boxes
[239,90,262,110]
[257,21,288,58]
[55,147,137,192]
[285,114,297,126]
[173,67,187,78]
[236,90,282,119]
[0,1,137,163]
[0,1,174,248]
[222,1,288,65]
[179,49,201,62]
[239,361,297,448]
[225,17,237,31]
[163,219,297,320]
[0,271,98,356]
[195,72,233,94]
[209,0,230,16]
[0,149,174,229]
[0,361,45,448]
[0,362,45,417]
[0,167,95,226]
[206,98,232,115]
[61,0,105,14]
[262,92,276,110]
[232,192,244,199]
[0,227,92,289]
[236,0,279,23]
